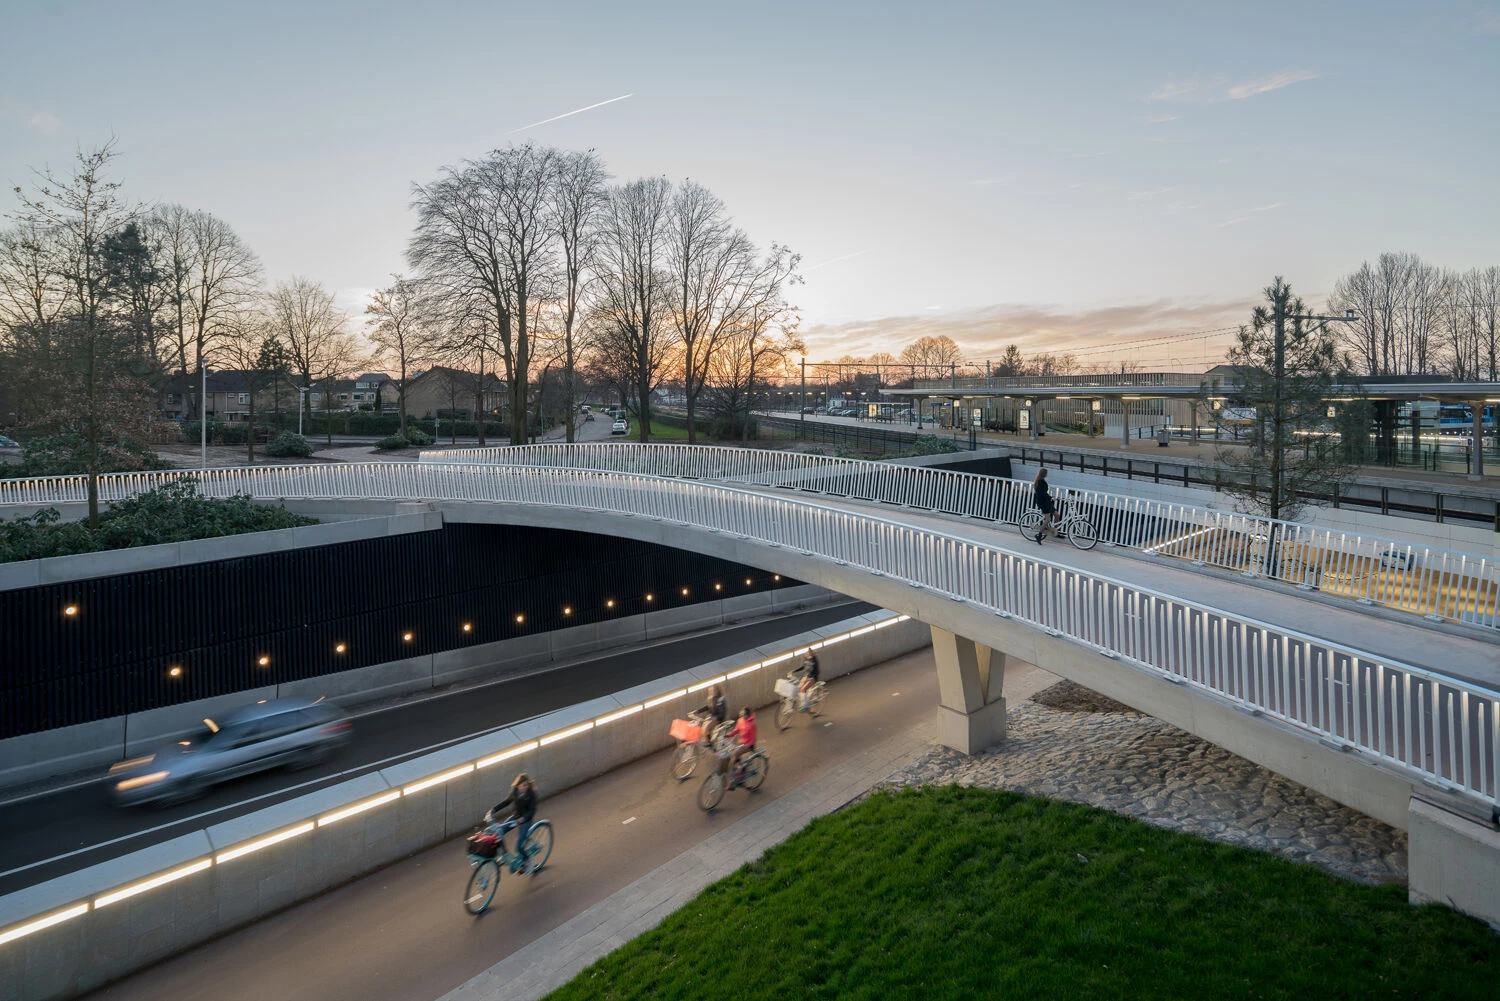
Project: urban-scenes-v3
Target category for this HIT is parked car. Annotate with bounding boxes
[611,419,628,435]
[583,412,594,421]
[799,406,818,414]
[109,697,351,806]
[0,435,19,449]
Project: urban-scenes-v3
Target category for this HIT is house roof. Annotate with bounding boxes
[405,366,506,392]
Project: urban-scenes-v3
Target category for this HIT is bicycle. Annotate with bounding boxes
[697,748,769,811]
[775,677,826,730]
[670,709,736,781]
[1016,501,1098,551]
[463,818,555,915]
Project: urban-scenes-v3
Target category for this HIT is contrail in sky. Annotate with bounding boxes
[805,250,869,272]
[511,94,634,133]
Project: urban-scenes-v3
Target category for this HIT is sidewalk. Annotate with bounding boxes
[439,719,938,1001]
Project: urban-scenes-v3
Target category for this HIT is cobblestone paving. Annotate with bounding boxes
[875,681,1409,885]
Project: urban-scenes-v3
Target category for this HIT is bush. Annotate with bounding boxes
[911,434,962,455]
[264,432,313,458]
[403,427,433,446]
[0,478,317,564]
[374,434,409,450]
[218,423,249,445]
[3,432,167,479]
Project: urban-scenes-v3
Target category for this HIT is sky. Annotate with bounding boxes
[2,0,1497,368]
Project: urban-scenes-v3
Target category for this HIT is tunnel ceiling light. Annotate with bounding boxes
[515,614,525,624]
[63,604,78,617]
[562,606,572,616]
[645,593,654,602]
[334,643,346,654]
[773,575,781,581]
[605,599,615,608]
[714,583,721,591]
[168,666,182,678]
[681,587,690,596]
[745,578,752,585]
[403,632,414,642]
[257,655,270,667]
[462,623,472,633]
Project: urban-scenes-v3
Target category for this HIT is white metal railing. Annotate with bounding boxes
[1,459,1496,809]
[411,443,1500,629]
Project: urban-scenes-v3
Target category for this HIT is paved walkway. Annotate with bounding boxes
[438,719,938,1001]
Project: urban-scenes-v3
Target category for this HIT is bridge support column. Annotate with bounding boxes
[931,626,1008,754]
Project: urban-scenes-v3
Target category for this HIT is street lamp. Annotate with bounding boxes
[295,385,312,437]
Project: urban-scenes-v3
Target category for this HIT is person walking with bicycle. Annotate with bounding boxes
[485,773,538,873]
[1032,468,1059,543]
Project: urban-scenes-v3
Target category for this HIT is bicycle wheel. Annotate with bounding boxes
[742,753,769,791]
[1068,517,1099,551]
[809,684,825,715]
[1016,511,1043,539]
[698,772,726,811]
[670,741,698,781]
[776,697,794,730]
[521,820,553,873]
[464,860,501,915]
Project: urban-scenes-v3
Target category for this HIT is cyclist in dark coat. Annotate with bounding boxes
[1032,468,1058,543]
[486,773,538,865]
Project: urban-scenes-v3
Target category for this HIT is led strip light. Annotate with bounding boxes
[0,612,906,947]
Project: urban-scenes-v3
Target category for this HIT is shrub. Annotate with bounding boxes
[265,432,313,458]
[218,423,249,445]
[911,434,962,455]
[3,432,167,479]
[403,427,433,446]
[0,478,317,564]
[374,434,409,450]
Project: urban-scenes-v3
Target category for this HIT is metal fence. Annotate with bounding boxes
[1,458,1496,810]
[405,443,1500,630]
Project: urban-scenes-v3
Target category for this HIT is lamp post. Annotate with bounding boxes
[295,386,312,437]
[200,362,208,470]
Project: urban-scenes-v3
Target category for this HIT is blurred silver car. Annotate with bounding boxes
[110,697,351,806]
[0,435,19,449]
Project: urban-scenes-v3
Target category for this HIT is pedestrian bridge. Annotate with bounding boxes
[3,447,1496,844]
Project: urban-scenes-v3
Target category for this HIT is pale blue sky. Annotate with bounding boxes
[2,0,1496,362]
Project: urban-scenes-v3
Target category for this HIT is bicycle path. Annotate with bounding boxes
[85,649,1058,1001]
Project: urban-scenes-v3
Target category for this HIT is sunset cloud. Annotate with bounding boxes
[801,298,1254,363]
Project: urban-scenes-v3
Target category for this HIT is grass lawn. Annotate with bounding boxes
[644,420,692,441]
[546,786,1499,1001]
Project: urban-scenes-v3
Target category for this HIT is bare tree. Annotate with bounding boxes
[185,211,261,411]
[409,144,560,447]
[667,180,757,442]
[268,276,348,433]
[550,149,608,443]
[899,334,964,369]
[595,176,675,441]
[365,275,435,439]
[8,142,152,527]
[216,308,279,462]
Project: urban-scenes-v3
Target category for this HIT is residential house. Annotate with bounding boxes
[402,367,507,422]
[309,373,394,413]
[159,371,303,422]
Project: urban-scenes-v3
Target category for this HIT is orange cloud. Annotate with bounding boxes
[802,297,1257,366]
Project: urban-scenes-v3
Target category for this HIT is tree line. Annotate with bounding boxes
[0,142,805,517]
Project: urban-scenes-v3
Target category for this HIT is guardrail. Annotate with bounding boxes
[405,443,1500,630]
[1,459,1496,814]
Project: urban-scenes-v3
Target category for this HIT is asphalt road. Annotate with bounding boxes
[84,647,962,1001]
[0,602,871,897]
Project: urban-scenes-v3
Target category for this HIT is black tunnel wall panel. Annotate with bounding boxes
[0,524,801,738]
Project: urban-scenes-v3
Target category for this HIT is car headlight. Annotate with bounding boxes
[115,771,170,791]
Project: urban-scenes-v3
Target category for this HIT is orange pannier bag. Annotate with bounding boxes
[670,718,701,743]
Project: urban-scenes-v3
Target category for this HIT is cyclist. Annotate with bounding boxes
[703,684,728,730]
[1032,468,1059,543]
[484,773,538,872]
[794,652,821,715]
[726,706,757,775]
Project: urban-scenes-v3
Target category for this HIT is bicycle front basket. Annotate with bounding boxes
[467,832,500,859]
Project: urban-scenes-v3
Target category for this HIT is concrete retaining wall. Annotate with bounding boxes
[0,584,839,791]
[0,610,928,1001]
[1408,796,1500,928]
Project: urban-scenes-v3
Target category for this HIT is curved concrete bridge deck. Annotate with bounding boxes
[4,457,1494,828]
